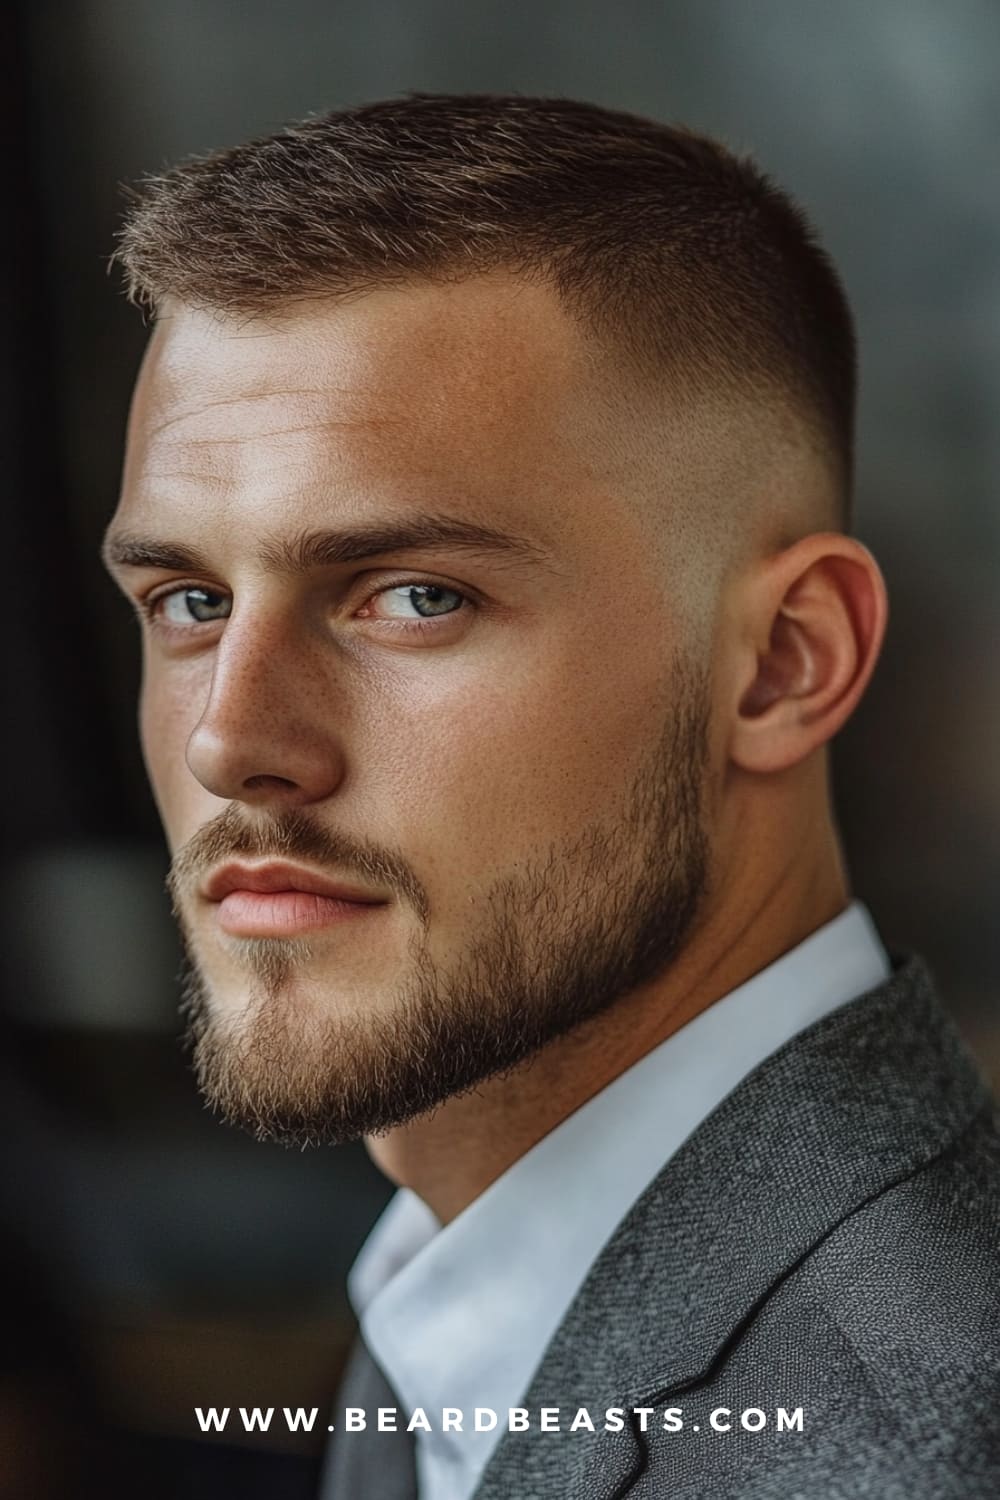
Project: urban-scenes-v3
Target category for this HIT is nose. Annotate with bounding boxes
[184,611,346,809]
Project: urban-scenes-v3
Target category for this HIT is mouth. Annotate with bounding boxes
[201,861,390,938]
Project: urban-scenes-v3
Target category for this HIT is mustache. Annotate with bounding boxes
[167,804,430,924]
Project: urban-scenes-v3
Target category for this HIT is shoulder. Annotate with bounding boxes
[800,1104,1000,1404]
[739,1109,1000,1496]
[637,1109,1000,1499]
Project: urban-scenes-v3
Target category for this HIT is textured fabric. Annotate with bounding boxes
[466,955,1000,1499]
[346,903,889,1500]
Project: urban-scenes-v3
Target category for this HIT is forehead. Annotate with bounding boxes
[118,275,620,545]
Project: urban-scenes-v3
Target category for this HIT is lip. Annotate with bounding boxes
[202,862,389,938]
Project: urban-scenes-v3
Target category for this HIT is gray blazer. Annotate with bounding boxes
[327,956,1000,1498]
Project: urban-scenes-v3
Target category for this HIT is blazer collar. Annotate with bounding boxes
[474,955,990,1499]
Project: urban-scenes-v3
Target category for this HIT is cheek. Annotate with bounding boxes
[368,628,671,881]
[139,661,215,845]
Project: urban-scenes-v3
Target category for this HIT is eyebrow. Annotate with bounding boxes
[102,512,554,576]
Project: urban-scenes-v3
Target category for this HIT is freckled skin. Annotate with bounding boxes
[121,280,697,1007]
[107,274,886,1221]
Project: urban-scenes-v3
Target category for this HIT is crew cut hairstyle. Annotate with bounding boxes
[115,92,857,516]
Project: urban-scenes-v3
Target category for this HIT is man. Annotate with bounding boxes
[104,95,999,1498]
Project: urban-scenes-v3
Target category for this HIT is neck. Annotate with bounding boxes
[366,793,849,1225]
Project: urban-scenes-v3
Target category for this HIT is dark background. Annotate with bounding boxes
[4,2,998,1496]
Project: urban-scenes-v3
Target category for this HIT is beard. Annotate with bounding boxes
[170,663,711,1148]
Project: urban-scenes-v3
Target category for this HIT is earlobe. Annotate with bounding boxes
[730,535,888,776]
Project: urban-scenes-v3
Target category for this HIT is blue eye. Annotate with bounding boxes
[159,587,232,624]
[374,585,465,620]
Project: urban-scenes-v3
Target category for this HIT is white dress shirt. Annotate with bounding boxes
[344,902,890,1500]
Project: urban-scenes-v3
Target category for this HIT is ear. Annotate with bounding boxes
[729,533,888,775]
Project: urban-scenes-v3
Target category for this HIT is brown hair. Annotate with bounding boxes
[114,92,857,511]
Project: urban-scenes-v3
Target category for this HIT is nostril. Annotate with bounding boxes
[185,709,344,806]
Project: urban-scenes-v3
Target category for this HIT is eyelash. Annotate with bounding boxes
[138,577,476,638]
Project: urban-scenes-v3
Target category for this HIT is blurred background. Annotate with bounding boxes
[3,1,998,1495]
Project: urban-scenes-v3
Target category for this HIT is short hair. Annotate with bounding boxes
[114,92,857,516]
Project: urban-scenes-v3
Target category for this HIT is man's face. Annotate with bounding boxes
[107,275,715,1144]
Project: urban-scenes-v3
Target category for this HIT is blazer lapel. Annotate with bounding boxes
[320,1335,418,1500]
[474,955,990,1500]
